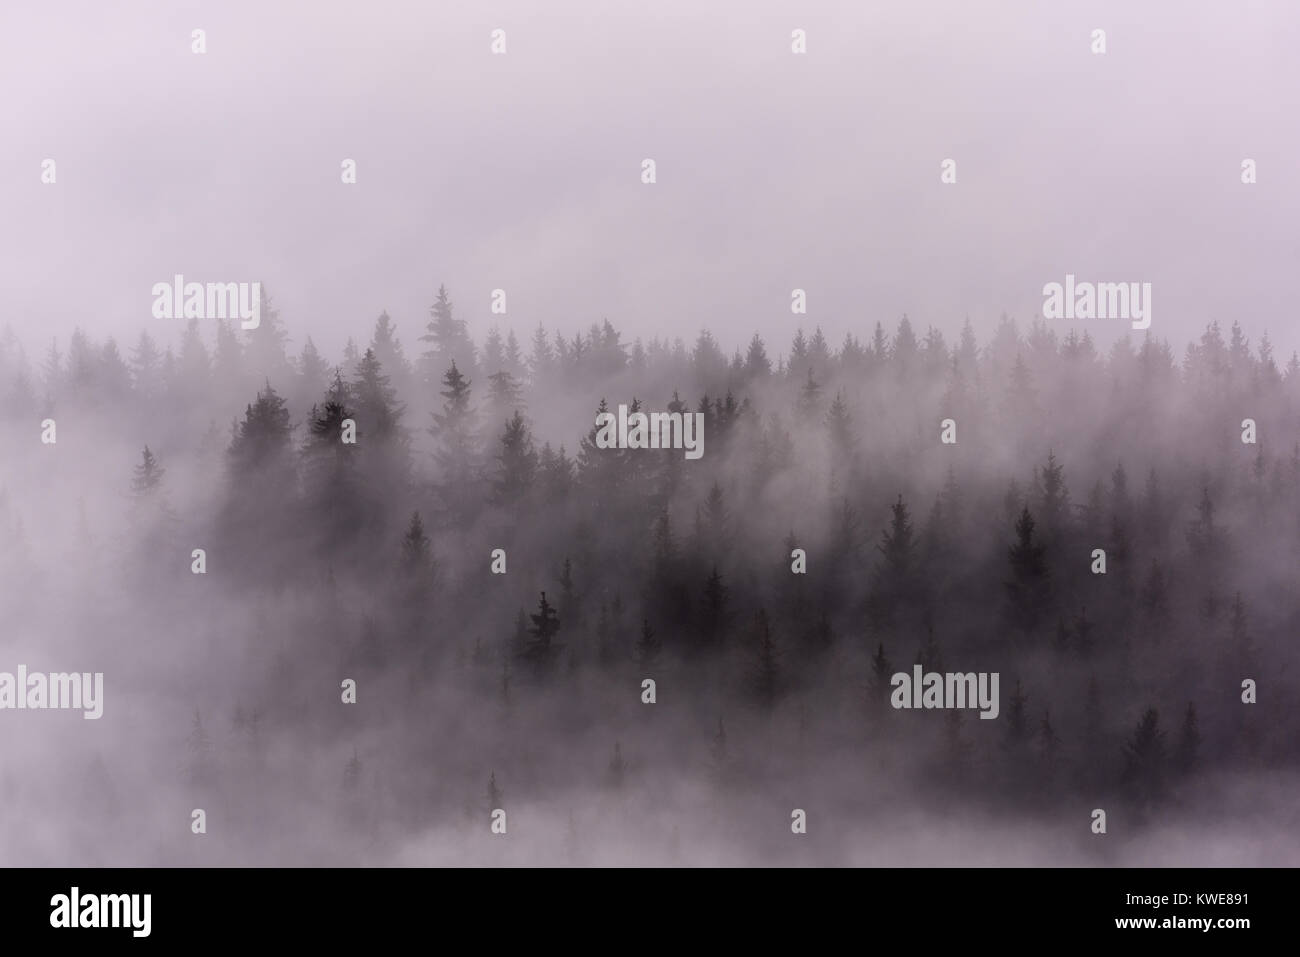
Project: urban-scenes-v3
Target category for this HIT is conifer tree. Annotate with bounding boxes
[526,591,561,656]
[301,372,364,547]
[244,287,291,383]
[212,319,243,390]
[538,442,575,503]
[1005,506,1050,632]
[1034,450,1070,540]
[131,446,165,497]
[1123,707,1166,802]
[486,369,526,426]
[492,410,538,507]
[701,480,730,548]
[399,510,432,575]
[343,748,362,790]
[744,333,771,379]
[351,347,404,441]
[421,285,476,382]
[1187,486,1219,558]
[429,361,481,520]
[369,311,412,393]
[825,389,854,457]
[228,380,293,476]
[797,367,822,420]
[129,331,163,398]
[296,338,330,409]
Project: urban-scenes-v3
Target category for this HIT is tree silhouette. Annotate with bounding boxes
[523,591,561,667]
[399,511,432,576]
[700,564,728,648]
[492,410,538,507]
[421,285,476,382]
[131,446,165,496]
[429,361,481,523]
[1005,506,1050,633]
[228,380,293,476]
[1122,707,1167,803]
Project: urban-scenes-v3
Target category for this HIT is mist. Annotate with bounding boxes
[2,296,1298,865]
[2,1,1299,867]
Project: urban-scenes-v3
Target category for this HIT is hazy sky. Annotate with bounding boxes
[4,0,1298,363]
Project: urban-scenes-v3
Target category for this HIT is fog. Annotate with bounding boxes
[4,0,1300,361]
[1,1,1298,866]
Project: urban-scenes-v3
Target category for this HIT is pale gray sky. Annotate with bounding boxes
[3,0,1298,363]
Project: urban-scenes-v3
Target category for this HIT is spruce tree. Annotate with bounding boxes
[343,748,362,790]
[351,347,404,441]
[1034,450,1070,540]
[301,372,364,547]
[1122,707,1167,802]
[132,446,165,496]
[878,495,915,580]
[1175,702,1200,773]
[421,285,476,381]
[797,367,822,420]
[526,591,561,657]
[825,389,854,464]
[486,369,526,426]
[429,361,481,521]
[244,287,292,383]
[368,311,411,393]
[399,510,432,575]
[129,331,163,398]
[1005,506,1050,632]
[228,380,293,476]
[1187,486,1218,558]
[744,333,771,378]
[296,338,329,390]
[492,410,538,507]
[701,480,730,548]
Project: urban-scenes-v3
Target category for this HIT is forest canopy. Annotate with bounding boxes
[0,291,1294,865]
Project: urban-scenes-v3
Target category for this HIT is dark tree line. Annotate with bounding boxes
[2,291,1296,833]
